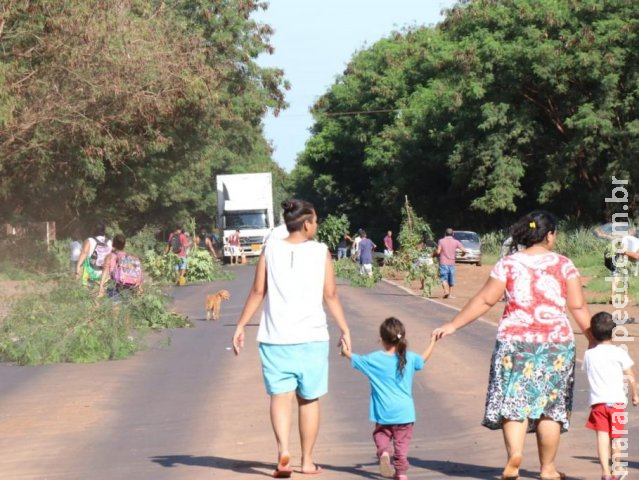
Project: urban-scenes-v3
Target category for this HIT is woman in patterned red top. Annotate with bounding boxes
[433,211,592,480]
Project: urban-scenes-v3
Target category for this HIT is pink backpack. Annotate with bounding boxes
[111,251,143,288]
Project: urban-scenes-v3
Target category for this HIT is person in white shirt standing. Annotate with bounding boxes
[232,198,351,478]
[583,311,639,480]
[621,234,639,278]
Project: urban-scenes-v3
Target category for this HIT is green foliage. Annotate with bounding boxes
[184,248,231,283]
[554,228,604,258]
[292,0,639,233]
[143,248,232,284]
[0,240,66,278]
[385,198,438,295]
[317,214,351,251]
[0,280,189,366]
[333,258,381,288]
[480,232,505,257]
[0,0,288,234]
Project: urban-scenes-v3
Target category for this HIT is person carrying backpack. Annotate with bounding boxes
[165,224,188,285]
[98,234,143,299]
[75,222,112,286]
[195,228,219,261]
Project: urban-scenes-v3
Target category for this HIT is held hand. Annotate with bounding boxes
[338,331,351,354]
[232,327,245,356]
[432,322,456,340]
[633,393,639,407]
[339,338,350,357]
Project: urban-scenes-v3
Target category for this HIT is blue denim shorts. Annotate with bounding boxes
[175,256,188,270]
[259,341,329,399]
[439,264,456,286]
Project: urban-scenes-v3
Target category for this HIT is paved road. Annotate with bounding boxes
[0,266,637,479]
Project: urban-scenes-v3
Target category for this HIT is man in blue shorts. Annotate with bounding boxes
[436,228,467,299]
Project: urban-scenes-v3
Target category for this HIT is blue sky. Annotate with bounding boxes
[253,0,458,172]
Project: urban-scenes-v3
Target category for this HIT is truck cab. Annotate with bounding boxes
[216,173,274,261]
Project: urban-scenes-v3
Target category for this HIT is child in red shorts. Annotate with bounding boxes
[582,312,639,480]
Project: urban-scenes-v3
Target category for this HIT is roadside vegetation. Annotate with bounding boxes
[0,227,230,366]
[323,204,638,304]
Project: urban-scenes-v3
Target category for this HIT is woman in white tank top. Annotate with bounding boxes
[233,199,351,477]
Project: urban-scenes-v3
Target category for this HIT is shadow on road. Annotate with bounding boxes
[409,457,539,479]
[150,455,381,478]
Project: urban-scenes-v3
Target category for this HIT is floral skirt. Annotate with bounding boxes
[482,339,575,433]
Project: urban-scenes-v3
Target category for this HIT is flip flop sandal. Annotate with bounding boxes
[273,453,292,478]
[272,469,292,479]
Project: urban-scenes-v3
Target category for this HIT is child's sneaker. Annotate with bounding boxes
[379,452,394,478]
[394,475,408,480]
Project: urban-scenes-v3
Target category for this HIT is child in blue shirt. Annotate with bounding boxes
[341,317,437,480]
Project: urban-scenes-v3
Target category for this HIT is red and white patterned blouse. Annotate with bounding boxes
[490,251,580,343]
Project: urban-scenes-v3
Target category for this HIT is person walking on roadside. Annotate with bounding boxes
[582,311,638,480]
[165,225,188,285]
[383,230,394,258]
[69,231,82,275]
[337,233,352,260]
[351,229,363,262]
[75,222,112,286]
[358,230,377,277]
[97,233,144,300]
[232,199,351,478]
[340,317,437,480]
[195,228,218,261]
[433,211,593,480]
[435,228,467,299]
[228,229,241,265]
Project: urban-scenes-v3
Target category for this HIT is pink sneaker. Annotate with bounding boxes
[394,475,408,480]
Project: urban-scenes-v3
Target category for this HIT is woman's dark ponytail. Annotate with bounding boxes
[281,199,315,233]
[510,210,557,248]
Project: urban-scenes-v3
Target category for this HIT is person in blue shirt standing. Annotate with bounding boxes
[357,230,377,277]
[340,317,437,480]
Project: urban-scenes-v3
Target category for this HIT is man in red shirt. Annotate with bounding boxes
[383,230,394,258]
[436,228,467,299]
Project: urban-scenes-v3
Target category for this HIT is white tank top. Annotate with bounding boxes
[257,239,329,344]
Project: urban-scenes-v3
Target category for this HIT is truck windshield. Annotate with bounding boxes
[225,211,270,230]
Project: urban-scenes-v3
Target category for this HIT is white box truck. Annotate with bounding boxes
[216,172,274,261]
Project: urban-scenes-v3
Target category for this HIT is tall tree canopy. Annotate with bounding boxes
[0,0,288,233]
[291,0,639,233]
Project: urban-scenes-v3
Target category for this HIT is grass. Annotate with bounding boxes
[0,279,190,366]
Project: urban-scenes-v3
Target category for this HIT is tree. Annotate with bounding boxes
[0,0,288,233]
[291,0,639,233]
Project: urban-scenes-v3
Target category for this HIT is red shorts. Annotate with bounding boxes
[585,403,627,438]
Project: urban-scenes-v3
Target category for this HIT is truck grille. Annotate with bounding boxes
[240,236,264,246]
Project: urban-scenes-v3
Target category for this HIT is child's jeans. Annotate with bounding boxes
[373,423,414,475]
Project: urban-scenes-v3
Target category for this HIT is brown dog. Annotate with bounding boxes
[205,289,231,321]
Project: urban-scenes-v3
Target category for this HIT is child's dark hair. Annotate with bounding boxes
[510,210,557,248]
[380,317,407,377]
[112,233,126,251]
[591,311,614,341]
[281,199,315,233]
[92,221,106,238]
